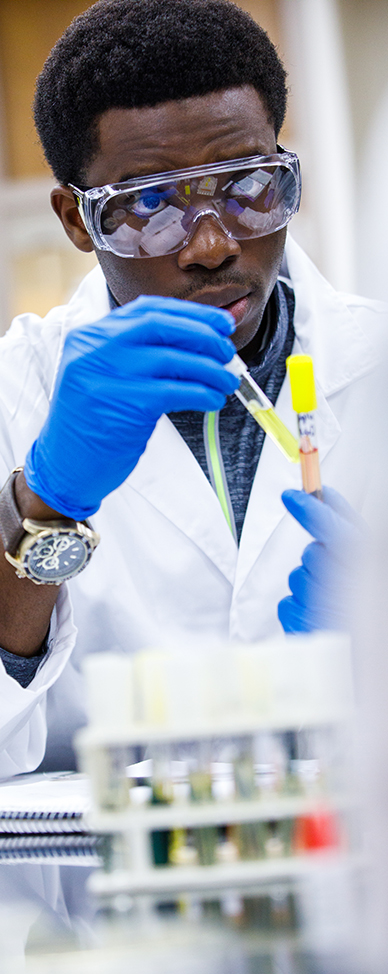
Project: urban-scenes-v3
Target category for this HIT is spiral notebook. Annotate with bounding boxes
[0,772,99,862]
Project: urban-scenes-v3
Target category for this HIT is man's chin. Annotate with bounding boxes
[231,311,266,353]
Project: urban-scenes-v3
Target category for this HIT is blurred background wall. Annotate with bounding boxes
[0,0,386,334]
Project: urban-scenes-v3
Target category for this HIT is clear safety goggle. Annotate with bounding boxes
[70,146,301,259]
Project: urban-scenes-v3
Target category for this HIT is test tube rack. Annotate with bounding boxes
[75,632,355,901]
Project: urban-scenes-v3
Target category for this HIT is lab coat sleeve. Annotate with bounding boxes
[0,585,77,777]
[0,270,112,776]
[0,309,79,777]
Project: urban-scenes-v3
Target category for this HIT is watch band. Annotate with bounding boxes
[0,469,100,585]
[0,469,26,555]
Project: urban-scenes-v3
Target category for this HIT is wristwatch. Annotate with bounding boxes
[0,469,100,585]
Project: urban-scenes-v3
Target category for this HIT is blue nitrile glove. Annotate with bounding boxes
[278,486,366,633]
[24,295,238,519]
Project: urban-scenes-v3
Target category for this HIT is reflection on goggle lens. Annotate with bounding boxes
[85,155,300,258]
[229,168,272,200]
[133,193,166,218]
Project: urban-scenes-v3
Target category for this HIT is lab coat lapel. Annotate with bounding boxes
[127,415,238,584]
[285,235,378,391]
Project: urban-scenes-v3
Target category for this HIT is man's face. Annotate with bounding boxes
[57,86,287,353]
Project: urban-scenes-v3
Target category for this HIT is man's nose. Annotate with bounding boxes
[177,213,241,270]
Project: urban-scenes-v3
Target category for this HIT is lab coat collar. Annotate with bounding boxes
[285,234,377,393]
[49,266,112,399]
[64,264,111,329]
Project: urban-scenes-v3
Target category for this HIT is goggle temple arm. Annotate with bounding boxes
[68,184,111,251]
[68,184,89,233]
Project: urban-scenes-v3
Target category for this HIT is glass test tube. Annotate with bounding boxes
[297,411,323,499]
[189,739,218,866]
[231,736,264,861]
[225,355,299,463]
[150,742,173,867]
[86,744,131,812]
[287,353,323,500]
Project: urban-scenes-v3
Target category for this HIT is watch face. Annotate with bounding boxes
[24,531,90,583]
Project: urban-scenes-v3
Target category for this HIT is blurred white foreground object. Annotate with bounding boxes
[75,631,358,974]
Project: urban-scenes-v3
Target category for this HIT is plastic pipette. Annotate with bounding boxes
[225,355,299,463]
[286,354,323,499]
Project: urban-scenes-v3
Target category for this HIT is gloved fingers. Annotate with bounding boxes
[301,540,333,576]
[65,311,237,369]
[282,488,337,544]
[121,309,237,362]
[280,488,363,635]
[301,538,352,576]
[83,346,239,395]
[278,593,347,633]
[63,374,231,420]
[142,379,229,416]
[114,294,235,335]
[278,596,318,633]
[301,542,357,597]
[321,485,366,529]
[288,564,316,605]
[149,349,239,393]
[288,563,342,613]
[281,488,362,554]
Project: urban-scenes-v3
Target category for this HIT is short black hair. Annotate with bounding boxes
[34,0,288,186]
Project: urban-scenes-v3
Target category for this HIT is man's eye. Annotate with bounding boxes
[132,193,167,218]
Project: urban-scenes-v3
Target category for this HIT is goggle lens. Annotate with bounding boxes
[97,162,299,258]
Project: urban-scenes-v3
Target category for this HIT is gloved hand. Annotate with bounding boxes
[278,486,366,633]
[24,295,238,519]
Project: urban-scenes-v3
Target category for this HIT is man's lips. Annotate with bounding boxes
[190,287,252,325]
[222,295,250,325]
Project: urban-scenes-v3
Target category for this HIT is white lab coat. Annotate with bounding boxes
[0,235,385,776]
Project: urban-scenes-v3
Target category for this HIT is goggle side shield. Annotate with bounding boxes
[70,148,301,258]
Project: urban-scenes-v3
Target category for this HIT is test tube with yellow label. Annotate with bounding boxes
[286,354,323,500]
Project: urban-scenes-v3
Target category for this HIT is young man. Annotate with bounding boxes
[0,0,382,773]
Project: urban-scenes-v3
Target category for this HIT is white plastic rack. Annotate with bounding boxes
[75,633,355,901]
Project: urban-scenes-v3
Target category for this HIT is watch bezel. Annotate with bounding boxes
[5,518,100,585]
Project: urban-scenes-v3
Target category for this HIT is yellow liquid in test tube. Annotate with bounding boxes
[246,400,300,463]
[225,355,300,464]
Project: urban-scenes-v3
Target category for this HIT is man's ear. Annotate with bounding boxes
[50,186,94,253]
